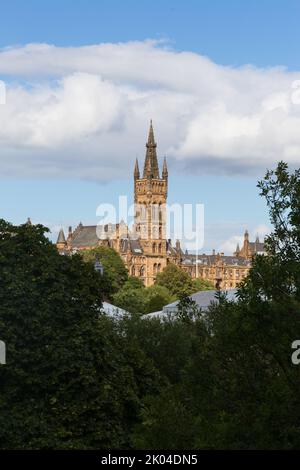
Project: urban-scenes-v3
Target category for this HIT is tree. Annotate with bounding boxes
[191,278,215,293]
[112,285,146,314]
[143,285,174,314]
[176,293,202,322]
[132,386,195,450]
[193,161,300,449]
[239,161,300,303]
[0,220,159,449]
[112,281,174,315]
[123,276,145,290]
[130,162,300,450]
[81,246,128,299]
[155,263,193,298]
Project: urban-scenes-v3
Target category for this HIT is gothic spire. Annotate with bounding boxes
[143,120,160,179]
[134,158,140,179]
[162,156,168,179]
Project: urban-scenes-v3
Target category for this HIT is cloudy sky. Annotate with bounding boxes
[1,0,299,252]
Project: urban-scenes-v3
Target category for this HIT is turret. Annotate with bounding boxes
[133,121,168,253]
[56,228,67,250]
[162,156,168,180]
[243,229,250,258]
[134,158,140,179]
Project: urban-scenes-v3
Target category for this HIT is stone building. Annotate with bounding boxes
[56,122,266,289]
[178,230,266,289]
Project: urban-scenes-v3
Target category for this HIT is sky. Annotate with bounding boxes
[1,0,300,252]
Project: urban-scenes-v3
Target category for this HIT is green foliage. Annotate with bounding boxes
[132,386,195,450]
[155,263,194,297]
[129,161,300,449]
[124,276,145,290]
[143,285,174,314]
[0,220,159,449]
[239,161,300,303]
[112,285,147,315]
[111,276,146,314]
[81,246,128,298]
[112,281,173,315]
[176,293,202,322]
[2,161,300,450]
[191,277,215,292]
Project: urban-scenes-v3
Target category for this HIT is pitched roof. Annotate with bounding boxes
[101,302,129,318]
[144,288,238,319]
[71,225,99,248]
[69,223,143,254]
[130,238,143,254]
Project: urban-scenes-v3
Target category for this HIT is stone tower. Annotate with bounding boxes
[133,121,168,284]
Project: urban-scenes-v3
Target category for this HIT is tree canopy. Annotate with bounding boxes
[0,220,159,449]
[155,263,194,297]
[81,246,128,299]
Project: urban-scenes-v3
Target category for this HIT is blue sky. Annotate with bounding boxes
[2,0,300,69]
[0,0,299,252]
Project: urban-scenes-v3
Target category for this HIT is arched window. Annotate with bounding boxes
[157,263,161,273]
[153,263,157,274]
[152,242,156,253]
[140,265,145,277]
[159,203,162,222]
[158,243,162,253]
[132,266,135,276]
[152,203,158,221]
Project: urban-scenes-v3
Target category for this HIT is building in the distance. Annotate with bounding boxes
[56,122,266,289]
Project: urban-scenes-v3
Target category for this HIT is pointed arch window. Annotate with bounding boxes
[159,203,162,222]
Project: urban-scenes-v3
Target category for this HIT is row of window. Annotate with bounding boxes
[152,242,162,253]
[198,268,248,278]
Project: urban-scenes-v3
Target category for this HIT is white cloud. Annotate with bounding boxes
[0,40,300,179]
